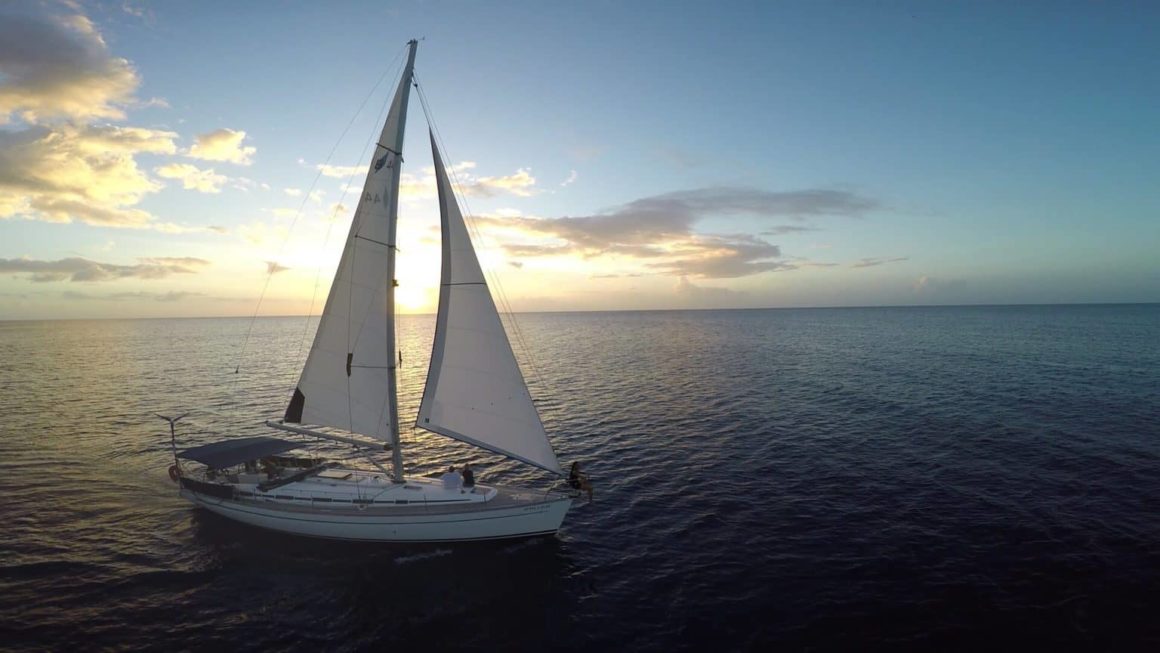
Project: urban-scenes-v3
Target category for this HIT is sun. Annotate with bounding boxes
[394,280,434,313]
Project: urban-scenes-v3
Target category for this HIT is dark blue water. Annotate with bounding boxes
[1,305,1158,650]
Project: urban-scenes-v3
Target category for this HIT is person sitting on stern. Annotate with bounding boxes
[568,461,593,501]
[461,463,475,493]
[440,465,461,490]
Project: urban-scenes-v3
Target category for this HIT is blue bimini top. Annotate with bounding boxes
[178,436,301,469]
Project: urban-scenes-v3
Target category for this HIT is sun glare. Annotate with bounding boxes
[395,281,434,313]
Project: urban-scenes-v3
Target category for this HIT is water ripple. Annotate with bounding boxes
[1,306,1159,649]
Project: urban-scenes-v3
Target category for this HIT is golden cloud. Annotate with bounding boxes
[318,158,536,201]
[317,164,363,179]
[156,163,227,193]
[0,7,143,124]
[187,128,255,165]
[469,168,536,197]
[0,6,236,235]
[0,256,210,282]
[474,187,879,279]
[0,124,177,227]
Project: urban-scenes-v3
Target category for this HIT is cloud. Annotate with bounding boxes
[913,275,967,294]
[317,163,362,179]
[560,170,578,187]
[187,128,255,165]
[675,276,741,298]
[466,169,536,197]
[119,2,152,20]
[237,221,287,245]
[63,290,202,302]
[0,6,141,124]
[852,256,909,268]
[672,276,746,309]
[133,96,169,109]
[284,187,303,197]
[0,7,220,232]
[0,256,210,282]
[325,160,537,199]
[229,176,260,192]
[0,124,179,227]
[647,235,794,278]
[403,164,531,198]
[590,272,643,279]
[473,186,877,279]
[151,222,226,235]
[494,187,875,248]
[0,4,181,229]
[398,174,433,198]
[155,163,227,193]
[762,225,821,236]
[657,187,879,218]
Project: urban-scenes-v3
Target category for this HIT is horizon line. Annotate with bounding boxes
[3,301,1157,323]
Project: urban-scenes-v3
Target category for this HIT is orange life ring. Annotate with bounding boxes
[168,464,180,482]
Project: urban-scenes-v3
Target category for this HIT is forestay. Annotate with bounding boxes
[416,132,563,475]
[284,46,416,441]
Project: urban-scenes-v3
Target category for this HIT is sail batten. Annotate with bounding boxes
[417,131,562,475]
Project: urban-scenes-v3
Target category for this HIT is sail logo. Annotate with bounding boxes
[374,151,397,172]
[363,192,382,204]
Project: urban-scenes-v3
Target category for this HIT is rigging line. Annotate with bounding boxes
[226,42,409,405]
[412,75,559,405]
[417,88,556,408]
[414,79,511,311]
[304,45,408,373]
[415,77,535,366]
[339,58,414,369]
[331,90,394,370]
[287,47,409,433]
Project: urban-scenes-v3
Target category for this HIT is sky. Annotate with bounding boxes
[1,0,1158,320]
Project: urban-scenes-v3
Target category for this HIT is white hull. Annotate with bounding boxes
[179,481,572,542]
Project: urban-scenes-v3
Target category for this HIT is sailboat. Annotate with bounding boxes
[167,40,577,542]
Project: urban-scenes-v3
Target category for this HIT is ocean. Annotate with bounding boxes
[1,305,1158,651]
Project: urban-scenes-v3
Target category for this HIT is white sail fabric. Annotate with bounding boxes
[284,46,416,440]
[417,132,562,474]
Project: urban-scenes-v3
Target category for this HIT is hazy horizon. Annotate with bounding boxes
[3,301,1157,323]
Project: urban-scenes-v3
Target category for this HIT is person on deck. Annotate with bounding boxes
[461,463,475,492]
[440,466,462,490]
[568,461,593,501]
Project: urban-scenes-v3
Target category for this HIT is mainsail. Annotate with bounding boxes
[417,132,563,474]
[284,43,417,441]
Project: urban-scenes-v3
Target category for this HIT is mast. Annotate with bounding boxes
[386,39,418,482]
